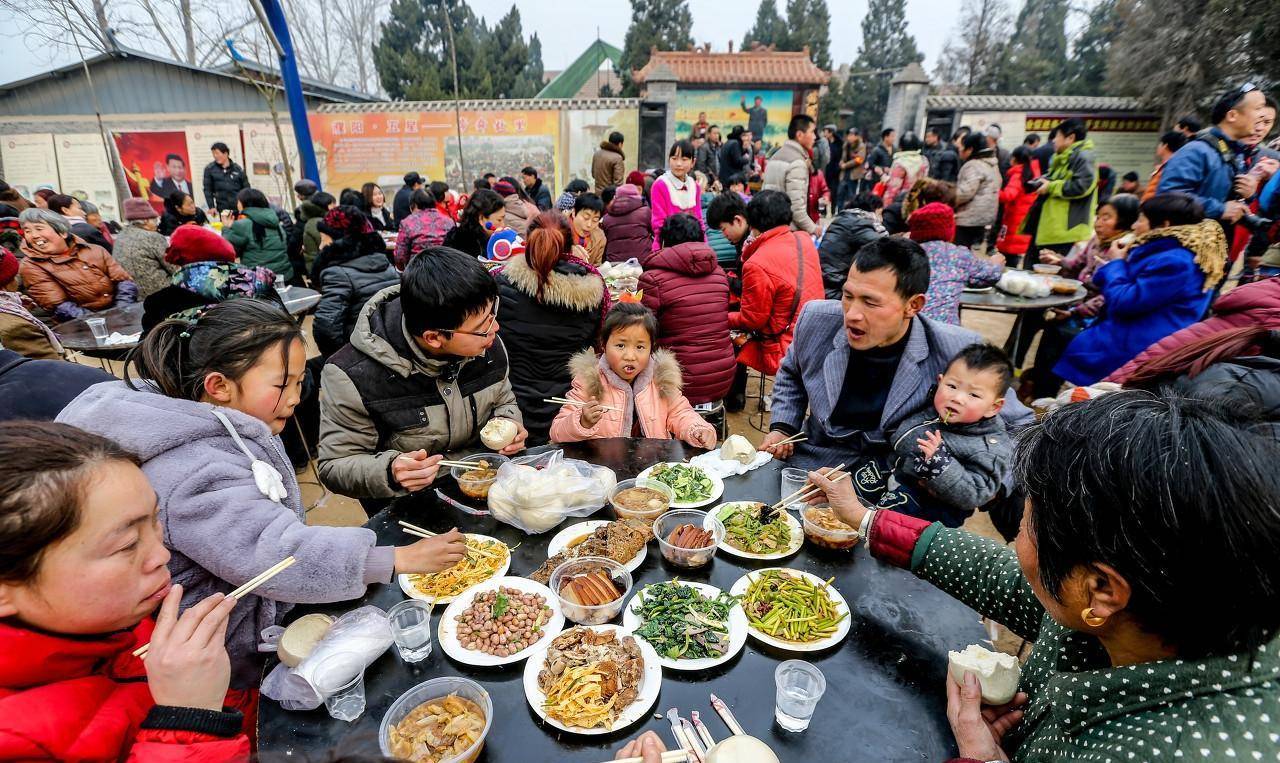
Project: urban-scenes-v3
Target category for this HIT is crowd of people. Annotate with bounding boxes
[0,79,1279,762]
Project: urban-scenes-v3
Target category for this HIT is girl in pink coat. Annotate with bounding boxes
[650,140,704,250]
[550,303,717,447]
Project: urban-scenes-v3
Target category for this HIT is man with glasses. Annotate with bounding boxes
[1158,83,1271,225]
[318,247,527,509]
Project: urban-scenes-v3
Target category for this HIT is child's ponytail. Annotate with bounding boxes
[525,211,572,298]
[125,299,303,401]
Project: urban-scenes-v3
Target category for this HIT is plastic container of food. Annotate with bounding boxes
[549,556,632,625]
[452,453,510,500]
[654,509,725,568]
[801,506,861,551]
[608,478,675,523]
[1032,263,1062,275]
[380,676,493,763]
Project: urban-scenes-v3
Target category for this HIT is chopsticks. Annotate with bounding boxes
[436,459,489,469]
[770,432,807,447]
[545,396,622,412]
[132,556,297,659]
[611,752,693,763]
[771,463,849,511]
[397,520,504,560]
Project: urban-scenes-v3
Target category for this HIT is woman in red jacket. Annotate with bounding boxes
[995,146,1041,264]
[0,421,250,761]
[639,213,735,404]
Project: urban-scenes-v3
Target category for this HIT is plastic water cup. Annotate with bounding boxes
[388,599,434,663]
[85,317,108,344]
[774,660,826,731]
[314,653,366,722]
[781,467,808,509]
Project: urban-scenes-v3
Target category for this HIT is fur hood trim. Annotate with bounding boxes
[599,141,625,158]
[568,348,684,400]
[501,252,605,312]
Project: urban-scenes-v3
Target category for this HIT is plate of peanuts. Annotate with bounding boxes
[438,576,566,666]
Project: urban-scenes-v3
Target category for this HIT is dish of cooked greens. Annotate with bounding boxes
[715,502,804,559]
[622,580,747,670]
[638,463,722,507]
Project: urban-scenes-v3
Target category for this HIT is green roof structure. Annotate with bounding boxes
[535,39,623,99]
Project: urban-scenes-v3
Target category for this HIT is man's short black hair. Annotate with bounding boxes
[600,185,617,207]
[1024,133,1041,145]
[787,114,816,140]
[473,178,490,191]
[850,237,930,298]
[928,126,947,140]
[210,141,230,154]
[659,213,704,248]
[1056,118,1088,141]
[848,193,884,213]
[483,173,497,181]
[401,247,498,335]
[1159,130,1187,152]
[947,343,1014,392]
[164,153,184,165]
[565,178,590,195]
[706,191,747,229]
[429,180,450,200]
[608,131,625,145]
[1122,171,1140,182]
[881,127,896,140]
[573,193,604,216]
[521,166,538,178]
[1141,192,1204,227]
[403,171,422,186]
[310,191,336,208]
[1211,84,1260,124]
[745,190,793,231]
[1176,114,1203,133]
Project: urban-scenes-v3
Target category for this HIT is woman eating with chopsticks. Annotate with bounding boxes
[804,391,1280,761]
[57,299,466,695]
[0,421,250,760]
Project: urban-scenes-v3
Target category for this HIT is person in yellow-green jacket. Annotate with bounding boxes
[803,390,1280,762]
[1023,117,1099,257]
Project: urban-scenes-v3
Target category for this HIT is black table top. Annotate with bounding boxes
[257,438,986,761]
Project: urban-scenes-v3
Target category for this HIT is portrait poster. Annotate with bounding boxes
[674,89,795,152]
[112,130,193,212]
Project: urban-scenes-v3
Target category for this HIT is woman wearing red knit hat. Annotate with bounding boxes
[164,224,236,267]
[908,201,1005,325]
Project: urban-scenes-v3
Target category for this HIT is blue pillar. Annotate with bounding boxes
[260,0,322,187]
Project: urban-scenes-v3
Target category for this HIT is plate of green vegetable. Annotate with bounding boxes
[636,463,723,508]
[714,501,804,560]
[621,580,747,670]
[730,568,850,652]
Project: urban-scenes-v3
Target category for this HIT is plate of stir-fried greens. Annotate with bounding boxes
[714,501,804,560]
[622,580,747,670]
[637,463,723,508]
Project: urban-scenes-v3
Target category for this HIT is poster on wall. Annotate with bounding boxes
[242,122,299,207]
[55,134,120,220]
[184,125,244,210]
[562,108,639,190]
[112,131,194,211]
[0,133,59,197]
[1026,114,1161,184]
[674,89,794,152]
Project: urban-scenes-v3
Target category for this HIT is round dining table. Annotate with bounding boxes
[959,279,1087,356]
[257,438,988,762]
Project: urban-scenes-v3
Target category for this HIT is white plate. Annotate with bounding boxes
[962,286,994,294]
[546,520,647,574]
[712,502,804,560]
[621,581,747,671]
[438,576,565,666]
[396,534,511,604]
[636,463,724,509]
[729,568,851,652]
[523,624,662,735]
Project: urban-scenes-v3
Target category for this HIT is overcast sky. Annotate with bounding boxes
[0,0,980,87]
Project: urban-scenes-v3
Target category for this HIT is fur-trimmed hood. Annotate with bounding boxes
[599,141,625,159]
[498,252,606,312]
[568,347,684,400]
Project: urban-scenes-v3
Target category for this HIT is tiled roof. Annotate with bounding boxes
[634,47,828,86]
[926,94,1146,112]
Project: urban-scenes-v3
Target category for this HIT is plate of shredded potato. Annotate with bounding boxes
[397,534,511,604]
[522,624,661,735]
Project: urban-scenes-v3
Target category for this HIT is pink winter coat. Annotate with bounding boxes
[649,172,703,250]
[549,348,717,447]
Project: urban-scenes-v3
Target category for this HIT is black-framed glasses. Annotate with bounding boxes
[425,296,500,338]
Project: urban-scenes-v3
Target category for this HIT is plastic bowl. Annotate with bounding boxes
[608,478,675,523]
[379,676,493,763]
[451,454,509,500]
[1032,263,1062,275]
[653,509,725,568]
[549,556,632,625]
[801,505,861,551]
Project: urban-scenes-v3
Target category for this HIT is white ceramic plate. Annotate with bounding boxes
[712,502,804,560]
[438,576,565,666]
[636,463,724,509]
[729,567,851,652]
[545,520,648,574]
[962,285,994,294]
[396,534,511,604]
[523,624,662,735]
[621,581,747,671]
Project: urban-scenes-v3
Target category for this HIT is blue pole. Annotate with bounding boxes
[259,0,321,187]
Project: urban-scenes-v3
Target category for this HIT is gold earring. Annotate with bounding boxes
[1081,607,1107,627]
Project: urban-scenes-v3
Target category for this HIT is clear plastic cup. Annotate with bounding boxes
[313,652,366,722]
[774,659,826,731]
[85,317,108,344]
[388,599,434,662]
[780,467,809,509]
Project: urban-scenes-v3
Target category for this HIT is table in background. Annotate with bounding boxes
[959,284,1086,356]
[257,438,987,762]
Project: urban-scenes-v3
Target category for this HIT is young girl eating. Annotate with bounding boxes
[57,299,466,691]
[550,302,717,448]
[0,421,250,760]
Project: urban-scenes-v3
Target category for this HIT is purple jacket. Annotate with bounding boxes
[601,186,652,263]
[58,381,394,688]
[393,208,455,269]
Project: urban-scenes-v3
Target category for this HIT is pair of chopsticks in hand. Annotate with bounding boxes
[771,462,851,511]
[766,432,807,448]
[545,396,622,412]
[132,556,298,659]
[398,520,503,560]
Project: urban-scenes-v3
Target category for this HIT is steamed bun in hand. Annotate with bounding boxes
[948,643,1021,704]
[480,417,518,450]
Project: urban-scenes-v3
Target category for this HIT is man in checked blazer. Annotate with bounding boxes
[760,237,1033,487]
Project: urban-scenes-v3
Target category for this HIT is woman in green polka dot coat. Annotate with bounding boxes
[807,391,1280,762]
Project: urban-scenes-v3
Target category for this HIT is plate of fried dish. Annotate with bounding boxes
[730,568,850,652]
[523,624,661,735]
[713,501,804,560]
[636,463,723,509]
[438,576,564,667]
[621,580,747,671]
[539,518,650,577]
[398,534,511,604]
